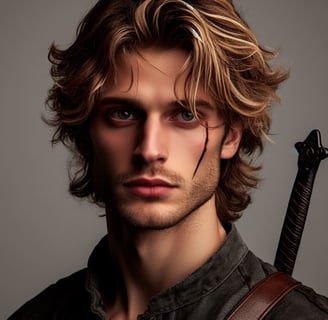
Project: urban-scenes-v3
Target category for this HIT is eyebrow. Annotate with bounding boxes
[173,99,215,112]
[99,96,215,111]
[98,97,143,109]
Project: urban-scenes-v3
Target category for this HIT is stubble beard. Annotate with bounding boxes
[99,159,220,231]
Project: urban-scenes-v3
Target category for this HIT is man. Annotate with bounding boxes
[9,0,328,319]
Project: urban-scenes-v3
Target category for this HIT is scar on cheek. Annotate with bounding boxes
[192,122,209,179]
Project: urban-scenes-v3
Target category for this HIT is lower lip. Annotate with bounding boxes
[126,186,173,197]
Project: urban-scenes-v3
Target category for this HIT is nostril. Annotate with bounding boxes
[132,148,167,165]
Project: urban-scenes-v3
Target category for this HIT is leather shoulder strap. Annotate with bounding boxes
[225,272,301,320]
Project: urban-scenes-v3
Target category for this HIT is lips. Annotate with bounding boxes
[123,178,175,197]
[124,178,173,187]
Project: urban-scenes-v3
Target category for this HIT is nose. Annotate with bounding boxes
[133,116,168,165]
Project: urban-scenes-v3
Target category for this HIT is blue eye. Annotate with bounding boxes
[177,111,195,122]
[103,108,140,127]
[111,110,136,120]
[170,109,199,129]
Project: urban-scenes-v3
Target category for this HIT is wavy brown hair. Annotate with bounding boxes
[46,0,288,223]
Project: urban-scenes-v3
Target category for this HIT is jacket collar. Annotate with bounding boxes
[86,224,249,316]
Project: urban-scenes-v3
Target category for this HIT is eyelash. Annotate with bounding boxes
[173,110,195,121]
[104,108,139,127]
[109,109,137,120]
[169,109,199,129]
[104,107,199,128]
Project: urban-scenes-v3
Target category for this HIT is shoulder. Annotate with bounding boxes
[7,269,96,320]
[266,284,328,319]
[238,252,328,319]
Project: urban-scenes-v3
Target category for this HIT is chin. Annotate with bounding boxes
[110,204,190,231]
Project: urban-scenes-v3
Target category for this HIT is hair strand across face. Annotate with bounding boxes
[44,0,288,223]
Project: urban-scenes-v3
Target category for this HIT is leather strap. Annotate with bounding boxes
[225,272,301,320]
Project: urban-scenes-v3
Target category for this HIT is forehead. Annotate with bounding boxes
[107,47,188,93]
[130,48,189,75]
[100,47,213,106]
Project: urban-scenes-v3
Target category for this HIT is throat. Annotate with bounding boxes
[107,205,226,297]
[104,200,226,318]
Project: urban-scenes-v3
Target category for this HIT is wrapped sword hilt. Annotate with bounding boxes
[274,129,328,275]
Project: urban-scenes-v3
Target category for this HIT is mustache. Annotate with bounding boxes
[115,166,184,185]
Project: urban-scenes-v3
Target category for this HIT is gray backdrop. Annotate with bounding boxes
[1,0,327,318]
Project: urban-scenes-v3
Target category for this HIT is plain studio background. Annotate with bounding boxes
[1,0,327,318]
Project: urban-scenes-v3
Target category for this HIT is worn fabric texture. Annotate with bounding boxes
[8,224,328,319]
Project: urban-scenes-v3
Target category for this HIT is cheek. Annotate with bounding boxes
[90,126,135,165]
[170,129,208,167]
[182,129,222,172]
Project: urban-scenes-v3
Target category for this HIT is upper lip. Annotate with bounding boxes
[123,178,175,187]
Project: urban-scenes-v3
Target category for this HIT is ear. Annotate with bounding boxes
[220,126,242,159]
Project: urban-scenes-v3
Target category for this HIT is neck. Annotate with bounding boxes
[105,197,226,319]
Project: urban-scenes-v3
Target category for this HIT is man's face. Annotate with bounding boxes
[90,47,240,230]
